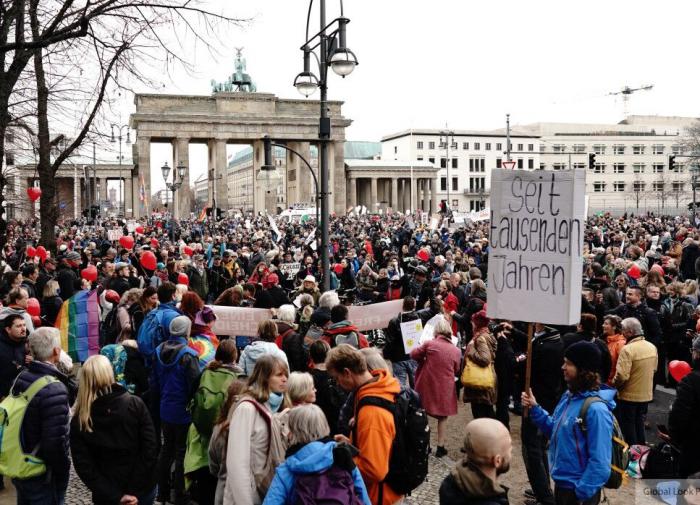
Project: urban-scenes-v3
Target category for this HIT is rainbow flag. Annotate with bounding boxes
[55,290,101,362]
[198,207,208,223]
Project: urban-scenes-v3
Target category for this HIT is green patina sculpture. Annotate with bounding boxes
[211,47,257,93]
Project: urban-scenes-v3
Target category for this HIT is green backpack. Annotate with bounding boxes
[190,368,237,437]
[0,375,58,479]
[577,396,630,489]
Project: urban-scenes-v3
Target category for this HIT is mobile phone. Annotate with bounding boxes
[657,424,669,434]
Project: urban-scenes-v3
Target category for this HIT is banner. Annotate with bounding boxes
[486,169,585,325]
[210,299,403,336]
[279,262,300,281]
[107,229,123,241]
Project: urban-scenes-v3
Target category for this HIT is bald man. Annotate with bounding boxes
[439,418,512,505]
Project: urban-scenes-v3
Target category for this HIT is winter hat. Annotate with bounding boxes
[564,341,602,372]
[65,251,81,262]
[471,309,490,329]
[194,306,217,327]
[263,273,279,288]
[169,315,192,339]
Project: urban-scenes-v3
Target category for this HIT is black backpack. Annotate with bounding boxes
[353,391,430,498]
[100,306,121,347]
[642,442,681,479]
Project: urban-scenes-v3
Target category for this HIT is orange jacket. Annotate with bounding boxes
[606,333,627,385]
[352,369,402,505]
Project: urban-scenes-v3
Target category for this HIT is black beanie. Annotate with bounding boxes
[564,341,601,372]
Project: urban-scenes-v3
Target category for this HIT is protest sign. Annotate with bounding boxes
[486,169,585,325]
[107,229,123,241]
[400,319,423,354]
[347,299,402,332]
[279,262,301,281]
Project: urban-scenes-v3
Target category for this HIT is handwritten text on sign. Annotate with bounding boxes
[486,169,585,325]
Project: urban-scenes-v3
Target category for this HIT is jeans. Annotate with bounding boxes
[615,399,648,446]
[554,485,601,505]
[391,359,417,390]
[521,415,555,505]
[13,475,66,505]
[158,422,189,505]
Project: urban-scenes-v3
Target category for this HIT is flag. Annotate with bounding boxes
[268,213,283,243]
[55,290,101,362]
[198,207,208,223]
[138,173,147,212]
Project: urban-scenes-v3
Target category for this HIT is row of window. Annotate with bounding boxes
[592,181,685,192]
[438,176,486,192]
[416,141,535,152]
[417,156,537,171]
[588,163,683,174]
[544,144,684,155]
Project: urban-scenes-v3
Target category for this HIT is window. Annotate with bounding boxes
[633,181,645,192]
[553,163,566,171]
[613,163,625,174]
[474,142,481,150]
[429,141,435,149]
[632,145,645,155]
[671,163,683,173]
[417,141,424,150]
[528,144,534,152]
[463,142,469,150]
[429,157,435,164]
[653,182,665,192]
[593,182,606,192]
[613,145,625,155]
[573,162,585,170]
[613,181,625,192]
[452,177,458,191]
[485,143,491,151]
[517,144,523,151]
[452,158,458,169]
[539,163,545,170]
[417,156,424,161]
[440,177,447,191]
[480,158,485,171]
[633,164,645,173]
[496,158,502,168]
[593,164,605,174]
[572,144,586,153]
[469,177,485,192]
[553,144,565,153]
[441,158,447,169]
[394,146,398,154]
[496,143,502,151]
[469,159,475,172]
[5,152,14,165]
[528,159,534,169]
[539,145,546,153]
[673,182,685,192]
[593,144,606,155]
[653,163,664,173]
[652,145,664,155]
[452,199,458,207]
[672,145,682,155]
[517,158,523,169]
[5,132,14,144]
[469,158,485,172]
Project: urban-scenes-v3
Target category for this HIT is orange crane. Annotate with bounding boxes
[608,85,653,118]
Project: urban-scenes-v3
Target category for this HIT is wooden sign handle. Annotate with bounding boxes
[523,322,534,418]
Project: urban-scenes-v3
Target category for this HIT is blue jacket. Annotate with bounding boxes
[155,302,181,342]
[529,387,616,501]
[152,338,200,425]
[262,440,371,505]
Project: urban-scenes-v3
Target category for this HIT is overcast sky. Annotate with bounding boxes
[123,0,700,194]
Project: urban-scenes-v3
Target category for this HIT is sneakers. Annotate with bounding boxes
[435,446,448,458]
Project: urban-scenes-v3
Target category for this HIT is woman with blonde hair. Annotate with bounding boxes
[224,355,289,505]
[286,372,316,406]
[40,279,62,326]
[70,354,157,505]
[116,288,142,334]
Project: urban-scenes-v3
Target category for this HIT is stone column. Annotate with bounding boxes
[174,138,190,219]
[370,177,378,213]
[296,142,312,205]
[331,141,346,215]
[401,180,408,213]
[135,137,150,218]
[348,177,357,209]
[391,178,398,211]
[124,175,133,217]
[214,139,228,210]
[413,179,420,211]
[100,178,108,203]
[431,178,438,215]
[73,172,81,219]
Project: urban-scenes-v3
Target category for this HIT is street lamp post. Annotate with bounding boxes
[110,124,131,217]
[440,129,456,211]
[293,0,358,292]
[161,161,186,243]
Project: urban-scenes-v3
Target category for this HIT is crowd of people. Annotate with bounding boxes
[0,210,699,505]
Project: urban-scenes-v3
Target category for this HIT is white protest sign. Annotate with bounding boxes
[347,299,403,332]
[419,314,458,346]
[400,319,423,354]
[107,229,123,241]
[279,262,301,281]
[486,169,585,325]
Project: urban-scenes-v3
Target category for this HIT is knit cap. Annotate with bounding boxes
[564,341,601,372]
[169,315,192,339]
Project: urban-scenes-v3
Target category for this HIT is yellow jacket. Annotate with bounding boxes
[612,336,658,402]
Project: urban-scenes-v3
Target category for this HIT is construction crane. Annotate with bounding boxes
[608,85,653,118]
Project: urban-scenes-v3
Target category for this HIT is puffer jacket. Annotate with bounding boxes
[529,388,616,501]
[0,331,26,397]
[262,440,370,505]
[239,340,289,376]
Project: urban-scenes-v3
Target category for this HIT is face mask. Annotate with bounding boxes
[266,391,284,413]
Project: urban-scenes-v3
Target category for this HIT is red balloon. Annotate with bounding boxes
[31,315,42,328]
[150,238,159,248]
[81,265,98,282]
[26,246,36,258]
[417,249,430,262]
[27,298,41,317]
[141,251,157,271]
[183,246,194,257]
[26,187,41,202]
[119,236,134,250]
[35,246,47,262]
[669,360,692,382]
[177,272,189,286]
[135,226,145,234]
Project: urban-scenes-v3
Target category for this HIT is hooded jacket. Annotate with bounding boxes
[439,460,509,505]
[152,337,201,424]
[0,330,26,397]
[323,321,368,349]
[0,305,35,334]
[529,387,616,501]
[262,440,371,505]
[352,369,402,505]
[239,340,289,376]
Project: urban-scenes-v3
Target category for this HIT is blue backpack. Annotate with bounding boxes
[137,309,166,358]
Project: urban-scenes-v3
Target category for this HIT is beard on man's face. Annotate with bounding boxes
[496,460,510,476]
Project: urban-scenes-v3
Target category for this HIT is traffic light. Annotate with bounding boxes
[215,208,223,220]
[669,155,676,171]
[588,153,596,169]
[206,207,213,218]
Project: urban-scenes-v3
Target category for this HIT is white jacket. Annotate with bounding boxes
[238,341,288,376]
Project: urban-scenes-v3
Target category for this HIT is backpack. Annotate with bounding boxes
[0,375,58,479]
[641,442,681,479]
[577,396,629,489]
[190,367,238,437]
[294,463,364,505]
[353,391,430,498]
[137,309,166,358]
[100,306,121,347]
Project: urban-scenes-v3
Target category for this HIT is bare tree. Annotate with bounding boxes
[1,1,245,249]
